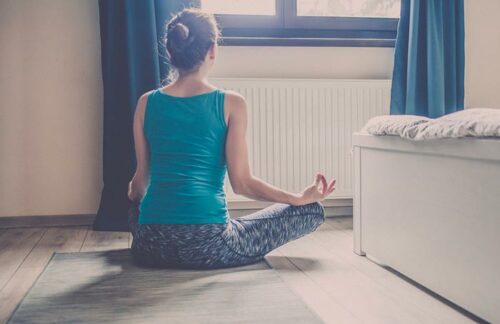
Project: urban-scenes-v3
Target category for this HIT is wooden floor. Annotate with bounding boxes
[0,217,475,324]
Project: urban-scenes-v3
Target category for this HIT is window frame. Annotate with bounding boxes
[209,0,399,47]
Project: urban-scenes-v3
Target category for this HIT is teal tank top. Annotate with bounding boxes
[138,88,229,224]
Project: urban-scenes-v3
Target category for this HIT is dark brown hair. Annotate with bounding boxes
[164,8,219,81]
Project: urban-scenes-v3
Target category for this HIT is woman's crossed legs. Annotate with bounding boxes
[128,202,325,269]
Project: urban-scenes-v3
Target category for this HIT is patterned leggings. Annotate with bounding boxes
[128,202,325,269]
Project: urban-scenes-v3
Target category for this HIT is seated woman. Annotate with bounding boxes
[127,8,336,269]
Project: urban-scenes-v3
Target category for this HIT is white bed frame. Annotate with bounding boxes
[352,133,500,323]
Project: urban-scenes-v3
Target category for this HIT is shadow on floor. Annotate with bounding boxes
[10,249,322,323]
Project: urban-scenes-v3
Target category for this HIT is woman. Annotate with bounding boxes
[128,8,336,269]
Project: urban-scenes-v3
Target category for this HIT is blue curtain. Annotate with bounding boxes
[390,0,465,118]
[94,0,198,231]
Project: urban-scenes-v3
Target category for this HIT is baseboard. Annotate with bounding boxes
[0,199,353,228]
[228,198,352,217]
[0,214,96,229]
[227,198,353,210]
[229,205,352,218]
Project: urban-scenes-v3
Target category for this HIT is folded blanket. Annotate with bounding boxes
[413,108,500,140]
[362,115,431,139]
[362,108,500,140]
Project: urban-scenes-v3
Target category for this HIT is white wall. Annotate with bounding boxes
[464,0,500,108]
[0,0,103,217]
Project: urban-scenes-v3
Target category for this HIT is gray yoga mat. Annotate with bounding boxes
[9,249,322,323]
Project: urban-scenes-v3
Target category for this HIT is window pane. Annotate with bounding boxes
[201,0,276,16]
[297,0,400,18]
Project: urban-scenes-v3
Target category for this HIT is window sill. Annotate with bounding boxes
[219,37,395,48]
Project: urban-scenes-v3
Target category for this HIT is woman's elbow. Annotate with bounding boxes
[231,177,253,196]
[232,184,246,195]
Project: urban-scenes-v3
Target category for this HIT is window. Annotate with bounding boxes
[296,0,400,18]
[200,0,400,47]
[202,0,276,16]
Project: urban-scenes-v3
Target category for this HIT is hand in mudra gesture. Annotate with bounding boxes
[296,173,336,205]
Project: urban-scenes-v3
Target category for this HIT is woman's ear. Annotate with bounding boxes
[208,43,217,60]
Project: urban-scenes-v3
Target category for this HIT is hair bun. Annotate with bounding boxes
[168,22,194,53]
[165,8,219,73]
[172,22,190,40]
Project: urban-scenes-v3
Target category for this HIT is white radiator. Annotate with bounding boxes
[210,78,391,202]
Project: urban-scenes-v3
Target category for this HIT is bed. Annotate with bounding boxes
[352,112,500,322]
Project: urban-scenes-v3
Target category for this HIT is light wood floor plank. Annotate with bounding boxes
[0,226,88,324]
[313,221,473,323]
[326,216,353,232]
[279,235,423,323]
[279,224,473,324]
[80,230,129,252]
[0,228,46,291]
[267,249,362,324]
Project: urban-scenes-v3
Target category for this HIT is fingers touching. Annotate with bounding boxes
[327,179,336,194]
[315,173,323,186]
[314,173,336,196]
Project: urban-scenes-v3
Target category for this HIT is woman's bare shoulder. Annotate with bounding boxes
[223,89,245,100]
[135,90,155,118]
[139,89,155,101]
[223,90,246,109]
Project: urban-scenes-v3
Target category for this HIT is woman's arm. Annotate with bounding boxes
[128,92,152,202]
[225,91,336,206]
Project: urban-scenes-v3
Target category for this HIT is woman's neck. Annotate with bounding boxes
[176,73,208,88]
[164,71,216,96]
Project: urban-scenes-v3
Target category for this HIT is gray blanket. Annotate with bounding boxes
[362,108,500,140]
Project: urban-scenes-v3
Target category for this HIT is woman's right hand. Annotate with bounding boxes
[128,179,145,203]
[294,173,336,205]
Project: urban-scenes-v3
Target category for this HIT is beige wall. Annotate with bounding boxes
[212,46,394,79]
[0,0,498,217]
[0,0,103,216]
[464,0,500,108]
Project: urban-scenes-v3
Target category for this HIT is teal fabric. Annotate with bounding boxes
[390,0,465,118]
[139,89,229,224]
[95,0,200,231]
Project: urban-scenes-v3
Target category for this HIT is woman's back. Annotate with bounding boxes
[139,88,229,224]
